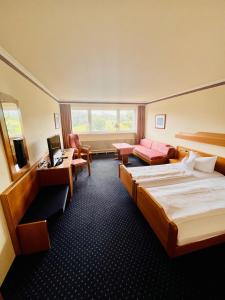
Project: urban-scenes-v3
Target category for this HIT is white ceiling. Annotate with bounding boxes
[0,0,225,103]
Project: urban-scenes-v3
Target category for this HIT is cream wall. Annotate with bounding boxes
[0,60,60,285]
[145,85,225,157]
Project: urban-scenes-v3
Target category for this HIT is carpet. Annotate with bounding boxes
[2,156,225,299]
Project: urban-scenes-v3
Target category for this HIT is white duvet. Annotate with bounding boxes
[128,163,183,179]
[148,177,225,223]
[144,177,225,245]
[127,163,223,188]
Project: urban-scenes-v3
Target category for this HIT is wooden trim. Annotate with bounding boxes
[176,132,225,147]
[0,54,59,102]
[137,186,178,257]
[0,94,30,181]
[59,100,147,105]
[147,80,225,105]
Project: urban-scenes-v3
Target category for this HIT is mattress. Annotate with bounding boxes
[143,177,225,246]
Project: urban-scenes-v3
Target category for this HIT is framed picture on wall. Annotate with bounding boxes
[155,114,166,129]
[54,113,60,129]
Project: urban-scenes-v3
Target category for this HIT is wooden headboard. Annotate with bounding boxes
[177,146,225,175]
[0,163,40,254]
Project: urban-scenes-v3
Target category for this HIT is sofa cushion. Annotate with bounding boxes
[140,138,152,149]
[151,141,171,155]
[134,145,165,160]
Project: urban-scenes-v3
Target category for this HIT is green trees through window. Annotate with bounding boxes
[71,109,136,133]
[2,103,23,138]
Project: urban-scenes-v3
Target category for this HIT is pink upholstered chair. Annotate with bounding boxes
[71,148,91,180]
[68,134,92,162]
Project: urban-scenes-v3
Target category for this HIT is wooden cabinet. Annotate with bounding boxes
[37,148,74,198]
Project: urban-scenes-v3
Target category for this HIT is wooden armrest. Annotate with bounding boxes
[81,146,90,153]
[169,159,180,164]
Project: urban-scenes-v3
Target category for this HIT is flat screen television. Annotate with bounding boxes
[47,135,63,167]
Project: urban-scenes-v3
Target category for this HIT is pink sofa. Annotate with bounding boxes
[133,139,175,164]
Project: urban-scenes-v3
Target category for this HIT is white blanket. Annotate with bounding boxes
[128,163,182,178]
[133,168,188,180]
[148,177,225,225]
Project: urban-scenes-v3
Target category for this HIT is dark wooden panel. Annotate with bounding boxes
[17,221,50,254]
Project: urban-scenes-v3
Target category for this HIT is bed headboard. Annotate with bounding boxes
[177,146,225,175]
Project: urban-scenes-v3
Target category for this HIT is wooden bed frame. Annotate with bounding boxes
[137,185,225,257]
[119,146,225,203]
[136,147,225,257]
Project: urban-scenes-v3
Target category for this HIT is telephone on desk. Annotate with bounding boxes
[55,157,63,166]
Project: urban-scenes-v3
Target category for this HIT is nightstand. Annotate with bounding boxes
[169,158,180,164]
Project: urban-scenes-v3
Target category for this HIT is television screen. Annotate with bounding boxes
[47,135,62,167]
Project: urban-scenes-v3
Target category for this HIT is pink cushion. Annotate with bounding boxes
[140,139,152,149]
[71,158,87,166]
[134,146,165,160]
[151,141,171,155]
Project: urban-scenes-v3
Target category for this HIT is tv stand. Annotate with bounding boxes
[37,148,74,198]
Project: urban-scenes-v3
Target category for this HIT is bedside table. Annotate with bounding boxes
[169,159,180,164]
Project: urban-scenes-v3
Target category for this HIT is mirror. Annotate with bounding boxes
[0,93,29,181]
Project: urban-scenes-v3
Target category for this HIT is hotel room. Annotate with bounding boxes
[0,1,225,299]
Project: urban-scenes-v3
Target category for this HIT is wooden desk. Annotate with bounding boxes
[37,148,74,198]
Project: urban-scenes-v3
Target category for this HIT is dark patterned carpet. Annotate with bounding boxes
[2,155,225,299]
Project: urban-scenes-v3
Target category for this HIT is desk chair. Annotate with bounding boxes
[68,133,92,162]
[71,148,91,180]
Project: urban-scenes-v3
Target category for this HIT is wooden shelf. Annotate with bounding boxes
[175,132,225,147]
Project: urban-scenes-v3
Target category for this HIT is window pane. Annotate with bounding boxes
[91,110,117,132]
[71,110,89,133]
[119,110,135,131]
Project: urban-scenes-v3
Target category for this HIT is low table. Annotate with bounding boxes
[112,143,134,165]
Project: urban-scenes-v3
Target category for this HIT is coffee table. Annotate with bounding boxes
[112,143,134,165]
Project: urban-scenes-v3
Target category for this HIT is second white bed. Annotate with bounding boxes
[142,177,225,246]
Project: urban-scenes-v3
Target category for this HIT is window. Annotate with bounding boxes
[71,109,89,133]
[91,110,117,132]
[71,108,136,133]
[119,110,136,132]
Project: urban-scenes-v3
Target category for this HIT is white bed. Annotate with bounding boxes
[143,177,225,246]
[120,162,224,202]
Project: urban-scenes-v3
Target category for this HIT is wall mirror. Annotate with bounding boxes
[0,92,29,181]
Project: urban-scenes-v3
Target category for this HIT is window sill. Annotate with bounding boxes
[75,132,137,135]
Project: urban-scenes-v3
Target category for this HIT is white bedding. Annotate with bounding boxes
[137,169,223,188]
[127,163,223,188]
[128,163,183,178]
[144,177,225,245]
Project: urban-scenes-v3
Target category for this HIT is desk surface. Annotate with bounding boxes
[37,148,74,170]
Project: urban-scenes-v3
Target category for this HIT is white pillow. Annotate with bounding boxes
[181,151,198,170]
[194,156,217,173]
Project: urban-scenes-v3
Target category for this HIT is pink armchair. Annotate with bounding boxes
[68,134,92,162]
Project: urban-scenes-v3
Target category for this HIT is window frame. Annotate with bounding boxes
[71,107,137,134]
